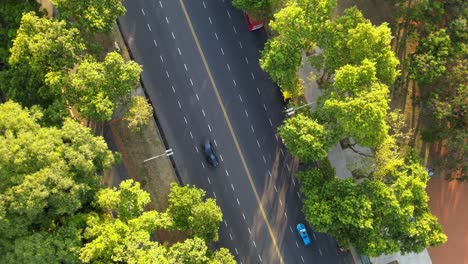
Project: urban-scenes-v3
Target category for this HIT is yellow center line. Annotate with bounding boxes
[178,1,284,263]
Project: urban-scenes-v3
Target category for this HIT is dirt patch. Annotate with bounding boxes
[334,0,397,26]
[426,179,468,264]
[108,118,177,212]
[108,117,186,244]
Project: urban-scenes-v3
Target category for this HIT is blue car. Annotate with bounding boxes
[296,223,311,246]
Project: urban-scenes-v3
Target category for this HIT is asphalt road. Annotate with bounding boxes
[118,0,354,263]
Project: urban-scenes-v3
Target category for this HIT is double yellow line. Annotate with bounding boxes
[178,1,284,263]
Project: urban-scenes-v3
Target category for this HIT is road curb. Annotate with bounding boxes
[115,19,184,187]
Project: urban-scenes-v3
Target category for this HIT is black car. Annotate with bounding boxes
[203,141,219,167]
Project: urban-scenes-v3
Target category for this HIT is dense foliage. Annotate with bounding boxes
[262,0,447,256]
[52,0,126,33]
[0,101,116,262]
[124,95,154,132]
[298,155,447,256]
[0,0,39,69]
[0,103,233,262]
[0,12,85,123]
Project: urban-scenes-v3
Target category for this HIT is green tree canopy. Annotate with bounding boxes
[2,12,85,107]
[52,0,126,33]
[310,7,399,86]
[0,0,39,67]
[410,29,452,84]
[48,52,142,121]
[278,113,330,161]
[124,95,153,132]
[317,60,390,147]
[232,0,271,20]
[167,183,223,242]
[0,101,115,262]
[81,180,232,263]
[297,151,447,256]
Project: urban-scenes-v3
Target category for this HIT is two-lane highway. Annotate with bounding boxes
[119,0,354,263]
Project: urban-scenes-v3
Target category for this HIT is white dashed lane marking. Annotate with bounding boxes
[153,39,158,47]
[147,23,151,31]
[141,8,145,16]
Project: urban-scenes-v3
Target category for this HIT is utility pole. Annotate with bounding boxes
[285,102,316,116]
[143,148,173,163]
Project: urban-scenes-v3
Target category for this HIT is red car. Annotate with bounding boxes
[244,13,264,31]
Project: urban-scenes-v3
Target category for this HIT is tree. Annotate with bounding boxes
[260,37,302,93]
[96,179,151,222]
[318,60,390,148]
[49,52,142,121]
[0,101,116,261]
[297,151,447,256]
[410,29,451,84]
[124,95,153,132]
[167,183,223,242]
[278,113,330,161]
[232,0,271,20]
[259,3,310,94]
[0,0,39,68]
[82,180,233,263]
[52,0,126,33]
[309,7,399,86]
[166,237,210,264]
[208,248,237,264]
[0,12,85,121]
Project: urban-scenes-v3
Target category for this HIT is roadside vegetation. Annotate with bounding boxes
[0,0,235,263]
[234,0,457,257]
